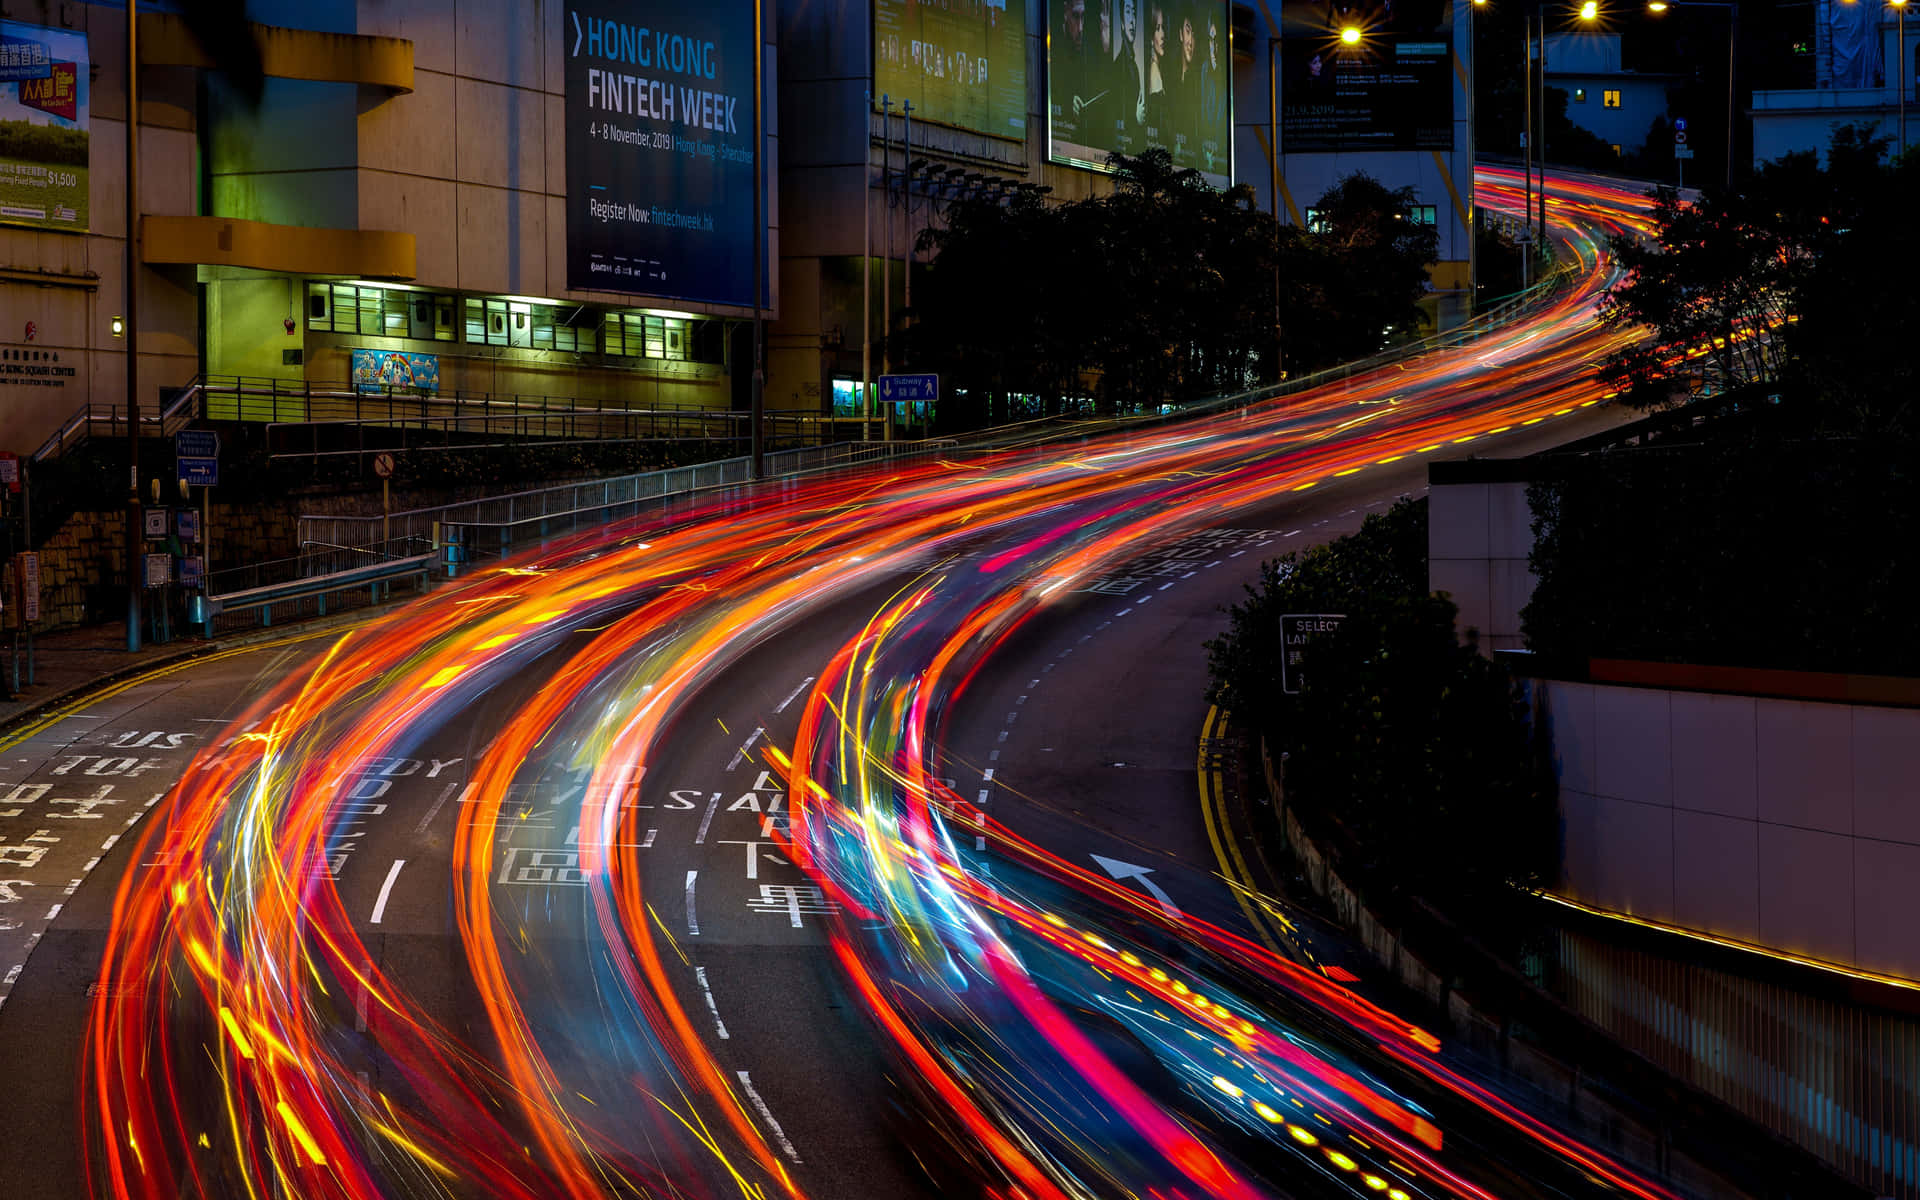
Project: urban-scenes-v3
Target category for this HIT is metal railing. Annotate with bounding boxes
[298,439,957,559]
[199,538,436,636]
[33,379,206,462]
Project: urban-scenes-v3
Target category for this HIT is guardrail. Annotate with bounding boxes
[202,549,436,638]
[298,438,957,553]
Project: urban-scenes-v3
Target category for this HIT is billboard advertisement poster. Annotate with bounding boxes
[0,19,88,232]
[564,1,759,306]
[1279,0,1453,153]
[1049,0,1231,190]
[875,0,1027,140]
[352,348,441,394]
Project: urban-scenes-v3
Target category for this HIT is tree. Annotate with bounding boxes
[1291,173,1439,364]
[1597,124,1892,413]
[908,153,1439,428]
[1206,499,1556,914]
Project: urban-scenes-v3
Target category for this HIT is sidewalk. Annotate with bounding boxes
[0,612,371,736]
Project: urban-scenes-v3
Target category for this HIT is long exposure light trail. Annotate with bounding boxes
[85,170,1678,1200]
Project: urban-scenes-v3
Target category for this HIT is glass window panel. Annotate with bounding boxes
[464,298,486,344]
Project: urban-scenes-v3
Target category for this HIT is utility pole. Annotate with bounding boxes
[862,91,872,441]
[749,0,765,478]
[1537,13,1548,240]
[881,96,892,379]
[1522,14,1533,288]
[124,0,142,652]
[902,101,913,328]
[1268,34,1282,379]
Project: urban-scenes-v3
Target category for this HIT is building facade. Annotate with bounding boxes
[1752,0,1917,166]
[1544,32,1675,158]
[2,0,1480,457]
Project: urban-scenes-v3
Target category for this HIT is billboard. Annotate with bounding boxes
[1049,0,1231,190]
[1280,1,1454,153]
[564,1,760,307]
[352,349,441,394]
[874,0,1027,140]
[0,19,89,232]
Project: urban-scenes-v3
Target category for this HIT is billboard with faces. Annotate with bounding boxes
[1048,0,1231,190]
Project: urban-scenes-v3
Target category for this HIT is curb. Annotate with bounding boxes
[0,607,383,744]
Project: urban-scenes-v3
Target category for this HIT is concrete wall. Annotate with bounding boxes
[1554,76,1669,154]
[0,1,202,456]
[1427,476,1532,652]
[1543,676,1920,984]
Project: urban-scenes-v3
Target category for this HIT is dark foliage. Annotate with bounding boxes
[1523,430,1920,675]
[904,151,1437,428]
[1206,499,1557,915]
[1598,124,1913,435]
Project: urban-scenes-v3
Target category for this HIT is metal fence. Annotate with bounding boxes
[1556,926,1920,1199]
[296,439,957,555]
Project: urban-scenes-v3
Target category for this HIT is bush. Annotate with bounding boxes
[1207,498,1556,915]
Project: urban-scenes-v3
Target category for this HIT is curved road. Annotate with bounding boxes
[0,169,1664,1200]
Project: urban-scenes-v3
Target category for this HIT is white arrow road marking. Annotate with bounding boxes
[1089,853,1183,920]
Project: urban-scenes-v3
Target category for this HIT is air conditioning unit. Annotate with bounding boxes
[488,312,506,335]
[413,297,433,321]
[309,293,328,319]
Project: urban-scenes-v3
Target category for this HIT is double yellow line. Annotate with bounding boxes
[0,627,347,755]
[1197,705,1306,963]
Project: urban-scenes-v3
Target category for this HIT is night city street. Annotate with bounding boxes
[1,2,1916,1199]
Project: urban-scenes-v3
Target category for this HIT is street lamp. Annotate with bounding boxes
[1340,24,1364,44]
[1645,0,1740,188]
[1892,0,1909,151]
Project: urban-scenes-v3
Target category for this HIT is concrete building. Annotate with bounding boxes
[1752,0,1917,165]
[1239,0,1475,329]
[2,0,1481,457]
[1,0,775,458]
[1543,32,1675,158]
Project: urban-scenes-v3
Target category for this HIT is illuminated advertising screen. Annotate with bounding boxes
[874,0,1027,139]
[564,0,761,306]
[1280,0,1454,152]
[0,19,89,232]
[1049,0,1231,189]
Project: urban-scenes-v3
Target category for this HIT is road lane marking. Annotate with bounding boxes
[1089,854,1182,920]
[735,1071,801,1162]
[695,792,722,844]
[413,780,461,837]
[685,870,700,936]
[370,859,406,924]
[695,967,730,1039]
[774,677,815,714]
[1197,707,1288,959]
[726,727,765,773]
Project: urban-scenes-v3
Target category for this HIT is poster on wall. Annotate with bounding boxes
[0,19,89,232]
[352,349,441,394]
[1279,0,1453,153]
[875,0,1026,139]
[1048,0,1231,190]
[564,0,760,307]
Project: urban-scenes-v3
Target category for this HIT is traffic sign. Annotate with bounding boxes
[373,452,396,479]
[1673,118,1688,131]
[175,429,220,459]
[178,457,219,487]
[878,373,939,404]
[1674,130,1688,145]
[1674,147,1694,159]
[1280,612,1347,695]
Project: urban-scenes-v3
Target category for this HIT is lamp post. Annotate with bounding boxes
[1471,0,1486,305]
[124,0,142,652]
[1267,32,1282,379]
[1647,0,1739,187]
[1894,0,1909,151]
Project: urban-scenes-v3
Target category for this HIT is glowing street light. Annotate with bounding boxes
[1579,0,1600,18]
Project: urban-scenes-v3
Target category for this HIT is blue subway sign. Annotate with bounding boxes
[878,373,939,403]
